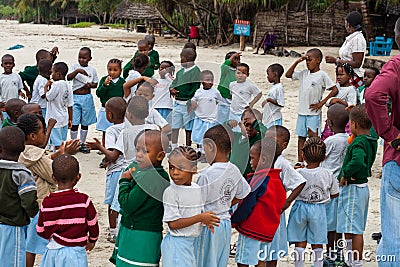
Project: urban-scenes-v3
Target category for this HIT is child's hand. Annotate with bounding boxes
[227,120,238,129]
[68,119,72,129]
[261,99,268,107]
[85,241,95,251]
[47,118,57,130]
[339,177,346,186]
[297,55,307,63]
[169,88,179,97]
[45,80,53,89]
[121,168,135,180]
[19,91,26,99]
[346,104,355,111]
[62,139,80,155]
[105,76,112,86]
[77,69,88,76]
[199,212,220,233]
[86,138,102,150]
[325,56,337,64]
[50,47,59,58]
[309,102,323,111]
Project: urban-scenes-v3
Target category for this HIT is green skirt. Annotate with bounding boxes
[110,225,162,266]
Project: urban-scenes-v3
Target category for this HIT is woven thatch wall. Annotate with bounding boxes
[112,0,161,21]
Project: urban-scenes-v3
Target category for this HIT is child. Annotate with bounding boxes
[320,104,350,264]
[285,48,339,167]
[232,138,286,267]
[85,97,127,243]
[154,60,174,121]
[195,124,251,267]
[44,62,73,150]
[161,146,220,266]
[229,63,262,127]
[337,104,378,267]
[287,137,339,267]
[123,53,150,102]
[217,51,241,123]
[262,63,285,128]
[113,130,170,266]
[21,103,43,116]
[2,98,26,127]
[31,59,52,118]
[123,39,157,78]
[359,67,380,104]
[190,70,224,156]
[37,154,99,267]
[0,126,38,267]
[170,48,201,147]
[67,47,99,153]
[145,35,160,75]
[183,42,197,50]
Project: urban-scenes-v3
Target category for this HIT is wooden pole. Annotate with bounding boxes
[305,0,309,46]
[240,35,245,51]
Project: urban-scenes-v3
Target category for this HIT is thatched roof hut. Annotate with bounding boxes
[60,7,92,25]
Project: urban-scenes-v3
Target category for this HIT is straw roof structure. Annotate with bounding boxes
[112,0,162,21]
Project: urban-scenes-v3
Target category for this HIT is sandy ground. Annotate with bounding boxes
[1,20,395,266]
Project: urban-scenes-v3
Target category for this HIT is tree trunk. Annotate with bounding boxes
[154,6,186,37]
[37,0,40,23]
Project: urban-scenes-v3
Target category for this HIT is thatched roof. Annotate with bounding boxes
[112,0,162,20]
[60,7,91,19]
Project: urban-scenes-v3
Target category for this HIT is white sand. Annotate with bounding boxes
[1,19,392,266]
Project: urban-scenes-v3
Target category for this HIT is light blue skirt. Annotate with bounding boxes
[40,246,88,267]
[26,213,48,254]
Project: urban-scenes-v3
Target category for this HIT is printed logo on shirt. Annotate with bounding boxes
[303,184,327,202]
[219,178,235,205]
[12,81,17,87]
[62,88,69,106]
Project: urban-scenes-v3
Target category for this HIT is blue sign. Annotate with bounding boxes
[234,24,250,36]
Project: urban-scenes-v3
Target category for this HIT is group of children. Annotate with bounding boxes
[0,33,383,267]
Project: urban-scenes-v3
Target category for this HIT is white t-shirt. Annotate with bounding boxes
[292,70,336,116]
[154,75,173,109]
[262,83,285,125]
[147,108,168,128]
[45,80,73,128]
[339,31,366,77]
[105,123,127,175]
[296,167,339,204]
[31,75,48,108]
[68,64,99,91]
[326,84,357,107]
[275,155,306,192]
[229,80,260,115]
[321,133,349,180]
[163,182,204,237]
[192,86,224,122]
[197,162,251,220]
[124,70,141,102]
[0,73,23,102]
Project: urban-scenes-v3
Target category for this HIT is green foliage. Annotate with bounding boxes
[0,4,16,17]
[66,21,96,28]
[104,23,125,29]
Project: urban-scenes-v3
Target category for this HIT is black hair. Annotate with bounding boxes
[105,97,127,121]
[160,60,175,75]
[181,48,197,62]
[136,129,169,153]
[0,126,25,156]
[169,146,201,167]
[145,35,155,43]
[127,95,149,120]
[225,51,237,60]
[268,63,284,78]
[53,62,68,76]
[203,124,233,154]
[137,81,155,94]
[237,62,250,73]
[266,125,290,143]
[327,103,349,130]
[302,137,326,163]
[52,154,79,183]
[17,114,46,140]
[1,54,14,62]
[134,53,150,70]
[200,70,214,80]
[5,99,26,121]
[35,49,51,62]
[80,47,91,55]
[349,103,371,129]
[137,39,149,47]
[346,11,363,31]
[336,63,354,77]
[260,137,282,167]
[307,48,323,60]
[366,67,380,77]
[183,42,197,51]
[108,58,122,68]
[38,59,52,75]
[241,106,259,120]
[21,103,41,114]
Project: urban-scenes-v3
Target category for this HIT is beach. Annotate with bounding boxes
[0,19,392,266]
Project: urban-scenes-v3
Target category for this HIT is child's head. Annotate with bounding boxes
[241,108,260,139]
[236,63,249,83]
[52,154,81,188]
[249,138,281,172]
[145,35,156,50]
[1,54,15,74]
[225,51,240,68]
[265,125,290,150]
[78,47,92,67]
[203,124,233,164]
[35,49,52,65]
[133,53,150,74]
[349,103,372,135]
[17,113,47,148]
[159,60,175,78]
[137,39,150,56]
[135,130,168,169]
[51,62,68,81]
[200,70,214,90]
[107,58,122,79]
[183,42,197,51]
[302,137,326,165]
[180,48,197,66]
[38,59,52,79]
[5,98,26,123]
[363,67,380,88]
[327,103,349,133]
[168,146,200,185]
[105,97,127,124]
[267,63,284,84]
[21,103,42,116]
[336,63,353,87]
[0,126,25,161]
[126,95,149,124]
[135,82,155,102]
[305,48,322,72]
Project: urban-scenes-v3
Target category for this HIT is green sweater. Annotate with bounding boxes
[19,65,39,92]
[217,59,237,99]
[1,117,16,128]
[338,134,378,184]
[170,66,201,101]
[123,50,160,78]
[119,162,170,232]
[96,76,125,107]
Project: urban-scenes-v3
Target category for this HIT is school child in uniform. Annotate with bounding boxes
[285,48,339,167]
[170,48,201,148]
[67,47,99,153]
[31,59,52,118]
[358,67,380,104]
[287,137,340,267]
[154,60,174,122]
[145,35,160,75]
[44,62,73,150]
[195,124,251,267]
[123,39,158,79]
[2,98,26,127]
[123,53,151,102]
[36,154,99,267]
[161,146,220,267]
[337,104,378,267]
[262,63,285,128]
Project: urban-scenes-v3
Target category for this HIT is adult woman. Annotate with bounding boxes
[325,11,366,87]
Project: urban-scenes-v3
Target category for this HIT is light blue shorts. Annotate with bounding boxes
[326,197,338,232]
[217,103,230,124]
[260,212,288,261]
[191,117,218,145]
[155,108,172,124]
[96,108,113,132]
[72,94,97,126]
[0,224,27,267]
[295,114,321,137]
[171,102,194,130]
[235,233,262,265]
[161,233,196,267]
[337,185,369,235]
[111,182,120,212]
[195,219,231,267]
[287,201,327,244]
[265,118,283,129]
[41,108,46,119]
[26,213,48,254]
[40,246,88,267]
[104,170,123,205]
[50,125,68,147]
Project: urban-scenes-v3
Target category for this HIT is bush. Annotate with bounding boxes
[67,22,96,28]
[104,23,125,29]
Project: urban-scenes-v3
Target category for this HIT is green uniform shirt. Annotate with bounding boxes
[19,65,39,92]
[1,117,16,128]
[96,76,125,107]
[217,59,236,99]
[123,50,160,79]
[170,66,201,101]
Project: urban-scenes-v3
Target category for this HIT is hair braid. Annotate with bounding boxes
[302,137,326,163]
